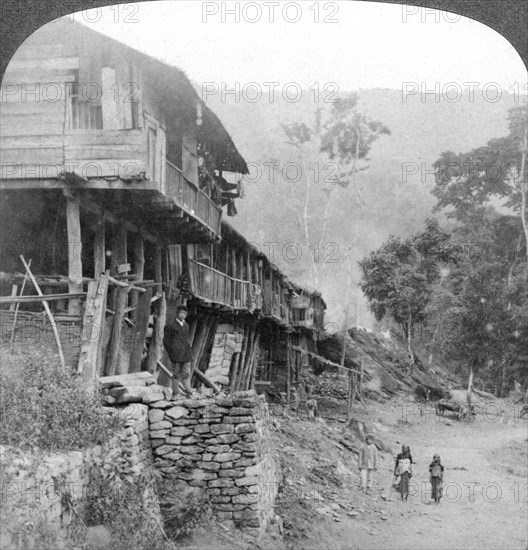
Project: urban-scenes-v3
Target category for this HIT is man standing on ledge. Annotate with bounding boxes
[163,305,194,398]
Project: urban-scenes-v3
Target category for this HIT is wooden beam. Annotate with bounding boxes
[146,291,167,374]
[128,287,152,373]
[65,194,83,315]
[130,231,145,322]
[100,371,155,389]
[20,255,66,369]
[291,345,362,374]
[107,276,146,293]
[77,273,109,395]
[0,293,86,304]
[105,286,129,376]
[0,179,159,191]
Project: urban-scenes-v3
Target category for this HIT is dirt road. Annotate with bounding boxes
[315,403,527,550]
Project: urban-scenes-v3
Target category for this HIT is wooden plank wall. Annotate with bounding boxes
[1,44,74,179]
[64,130,147,179]
[1,40,149,182]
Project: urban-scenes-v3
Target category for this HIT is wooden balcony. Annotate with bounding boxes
[291,307,315,328]
[187,259,262,311]
[163,161,221,236]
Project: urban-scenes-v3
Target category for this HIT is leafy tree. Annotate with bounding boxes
[359,219,458,363]
[432,105,527,260]
[281,92,390,325]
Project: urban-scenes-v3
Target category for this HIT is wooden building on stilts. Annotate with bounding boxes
[0,19,326,399]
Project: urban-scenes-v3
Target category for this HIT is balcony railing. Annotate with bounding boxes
[165,161,222,235]
[188,259,262,311]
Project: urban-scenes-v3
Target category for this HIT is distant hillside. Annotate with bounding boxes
[201,87,519,323]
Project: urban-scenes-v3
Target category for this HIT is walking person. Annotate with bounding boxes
[429,453,444,503]
[394,444,413,501]
[358,434,378,494]
[163,305,195,399]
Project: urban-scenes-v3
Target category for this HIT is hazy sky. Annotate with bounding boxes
[66,1,527,93]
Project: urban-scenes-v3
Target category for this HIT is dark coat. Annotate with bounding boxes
[163,320,193,363]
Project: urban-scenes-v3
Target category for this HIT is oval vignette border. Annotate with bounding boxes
[0,0,527,80]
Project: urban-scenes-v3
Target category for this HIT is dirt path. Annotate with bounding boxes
[323,408,528,550]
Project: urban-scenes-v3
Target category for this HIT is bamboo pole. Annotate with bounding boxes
[9,259,31,352]
[20,255,65,369]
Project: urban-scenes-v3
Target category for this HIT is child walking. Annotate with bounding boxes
[429,453,444,503]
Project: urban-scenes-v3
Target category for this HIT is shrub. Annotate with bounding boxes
[0,348,122,452]
[82,448,173,550]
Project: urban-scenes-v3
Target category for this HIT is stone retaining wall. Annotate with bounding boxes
[0,404,160,549]
[149,389,280,532]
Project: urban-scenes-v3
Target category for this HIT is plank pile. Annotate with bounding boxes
[100,371,171,405]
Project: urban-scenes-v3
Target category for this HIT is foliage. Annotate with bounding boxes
[420,105,528,393]
[157,478,211,540]
[83,449,172,550]
[279,92,391,311]
[359,219,459,336]
[319,93,391,181]
[0,348,122,451]
[432,105,527,221]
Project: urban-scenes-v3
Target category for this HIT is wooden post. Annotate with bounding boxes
[129,287,153,373]
[246,251,251,283]
[146,292,166,374]
[239,327,253,391]
[20,255,65,368]
[249,330,260,390]
[9,285,18,312]
[105,286,129,376]
[130,231,145,322]
[189,318,198,346]
[78,273,109,395]
[154,244,163,285]
[232,325,248,392]
[93,218,106,278]
[65,194,83,316]
[191,318,207,371]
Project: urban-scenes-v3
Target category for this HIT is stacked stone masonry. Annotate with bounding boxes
[204,324,244,386]
[0,404,161,548]
[148,389,280,531]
